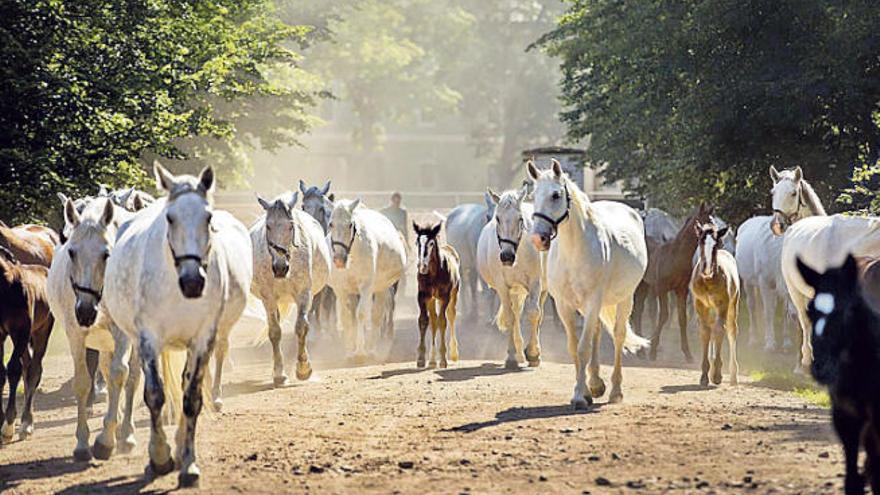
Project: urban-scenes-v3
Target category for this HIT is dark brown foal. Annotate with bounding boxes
[0,246,54,443]
[414,221,461,368]
[634,202,713,362]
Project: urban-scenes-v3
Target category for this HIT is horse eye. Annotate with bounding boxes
[552,191,561,200]
[68,249,77,260]
[102,251,110,260]
[166,214,174,225]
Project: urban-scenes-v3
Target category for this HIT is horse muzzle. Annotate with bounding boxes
[272,260,290,278]
[500,250,516,266]
[178,266,207,299]
[74,300,99,327]
[333,255,348,269]
[417,263,429,275]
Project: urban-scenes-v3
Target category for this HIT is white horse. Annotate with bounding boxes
[446,195,497,318]
[251,192,331,385]
[477,186,547,369]
[47,197,145,461]
[528,160,649,409]
[103,164,252,486]
[781,215,880,371]
[328,199,406,357]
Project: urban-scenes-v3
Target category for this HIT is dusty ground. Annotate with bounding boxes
[0,310,842,494]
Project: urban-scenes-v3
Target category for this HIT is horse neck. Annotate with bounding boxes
[426,241,443,278]
[556,181,593,249]
[798,180,826,218]
[673,216,701,251]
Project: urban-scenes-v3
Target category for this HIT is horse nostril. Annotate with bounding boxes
[74,301,98,327]
[178,274,206,299]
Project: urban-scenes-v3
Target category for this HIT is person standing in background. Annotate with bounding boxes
[381,191,411,298]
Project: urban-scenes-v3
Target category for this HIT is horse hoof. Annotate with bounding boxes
[296,363,313,381]
[212,399,224,412]
[416,359,426,368]
[711,373,722,385]
[589,380,606,399]
[118,436,137,455]
[450,351,460,362]
[763,341,776,353]
[608,390,624,404]
[74,447,92,462]
[699,375,709,387]
[273,375,289,388]
[504,359,519,371]
[179,464,201,488]
[19,423,33,441]
[92,440,114,460]
[527,358,541,368]
[1,423,14,444]
[428,361,437,369]
[729,377,739,386]
[571,397,591,410]
[147,458,175,477]
[439,360,448,369]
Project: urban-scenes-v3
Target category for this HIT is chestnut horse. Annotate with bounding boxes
[0,221,58,267]
[414,221,461,368]
[634,203,713,362]
[0,246,54,443]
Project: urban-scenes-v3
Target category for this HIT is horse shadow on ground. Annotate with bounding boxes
[367,366,432,380]
[53,475,158,495]
[446,403,603,433]
[433,362,530,382]
[0,456,92,492]
[659,383,713,394]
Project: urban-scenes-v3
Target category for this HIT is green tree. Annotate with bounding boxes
[540,1,880,223]
[0,0,322,224]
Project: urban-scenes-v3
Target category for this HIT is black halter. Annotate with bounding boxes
[332,223,357,255]
[496,217,524,250]
[532,185,571,241]
[268,240,290,258]
[70,277,102,302]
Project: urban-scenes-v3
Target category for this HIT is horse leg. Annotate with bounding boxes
[211,334,229,410]
[833,407,865,495]
[467,269,479,320]
[726,296,739,385]
[85,347,99,408]
[355,285,374,358]
[865,427,880,495]
[94,324,132,459]
[295,290,314,381]
[370,289,389,353]
[511,291,526,366]
[744,283,760,348]
[417,293,430,368]
[554,300,586,409]
[262,299,287,387]
[790,291,813,373]
[588,324,605,399]
[118,345,141,454]
[65,333,93,461]
[608,298,635,403]
[20,322,48,440]
[576,295,602,407]
[139,331,174,476]
[437,296,450,369]
[711,313,725,385]
[428,300,439,368]
[447,287,460,362]
[2,329,28,443]
[676,289,693,362]
[177,334,215,488]
[782,301,796,352]
[524,289,545,367]
[633,283,647,338]
[496,287,519,370]
[759,283,777,352]
[649,290,669,360]
[0,339,5,427]
[695,300,711,386]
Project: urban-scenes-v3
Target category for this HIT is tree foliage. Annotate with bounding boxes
[0,0,322,224]
[541,1,880,223]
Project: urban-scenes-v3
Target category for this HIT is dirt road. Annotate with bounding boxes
[0,315,841,494]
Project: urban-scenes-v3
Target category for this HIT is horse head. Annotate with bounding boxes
[527,159,570,251]
[258,191,300,278]
[693,221,727,278]
[329,198,361,269]
[770,165,805,235]
[63,196,115,327]
[155,161,215,299]
[492,186,529,266]
[300,180,333,234]
[413,220,442,275]
[796,254,861,385]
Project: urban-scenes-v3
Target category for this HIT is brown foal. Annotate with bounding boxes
[414,221,461,368]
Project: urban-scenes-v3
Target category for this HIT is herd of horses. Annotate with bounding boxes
[0,159,878,491]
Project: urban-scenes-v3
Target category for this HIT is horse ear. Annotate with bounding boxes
[64,198,81,229]
[132,194,147,211]
[842,253,859,282]
[796,256,821,289]
[526,160,541,181]
[198,166,215,194]
[100,198,115,227]
[321,180,331,196]
[550,159,563,178]
[769,165,781,183]
[154,161,175,192]
[256,195,272,211]
[288,191,299,209]
[57,192,69,208]
[793,166,803,182]
[348,198,361,212]
[716,226,729,239]
[97,184,110,197]
[412,221,421,235]
[484,191,496,209]
[430,223,442,237]
[328,193,336,202]
[486,188,501,204]
[693,224,702,239]
[299,180,308,195]
[117,187,135,205]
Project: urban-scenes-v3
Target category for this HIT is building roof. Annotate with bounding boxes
[521,146,586,157]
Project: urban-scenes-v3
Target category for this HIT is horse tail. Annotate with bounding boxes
[599,305,650,354]
[160,348,186,422]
